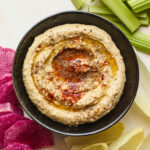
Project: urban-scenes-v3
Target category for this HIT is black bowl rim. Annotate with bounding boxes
[13,11,139,136]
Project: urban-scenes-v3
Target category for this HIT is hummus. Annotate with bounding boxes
[23,24,126,126]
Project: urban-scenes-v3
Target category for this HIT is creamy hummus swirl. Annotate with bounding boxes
[23,24,126,126]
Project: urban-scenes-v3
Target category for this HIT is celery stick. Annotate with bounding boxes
[88,5,120,22]
[127,0,150,13]
[71,0,86,10]
[129,37,150,48]
[88,6,120,22]
[134,32,150,41]
[95,14,119,22]
[113,22,150,53]
[91,0,95,2]
[136,12,148,18]
[127,38,150,54]
[101,0,141,32]
[136,12,149,25]
[139,17,150,26]
[88,5,113,15]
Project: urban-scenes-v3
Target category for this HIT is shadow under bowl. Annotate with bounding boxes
[13,11,139,136]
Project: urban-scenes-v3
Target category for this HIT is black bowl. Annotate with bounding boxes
[13,11,139,136]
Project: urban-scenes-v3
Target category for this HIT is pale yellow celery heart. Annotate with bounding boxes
[65,122,124,148]
[135,56,150,117]
[109,127,144,150]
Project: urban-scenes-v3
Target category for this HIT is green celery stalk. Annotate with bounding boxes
[88,6,120,23]
[134,32,150,41]
[136,12,149,25]
[71,0,87,10]
[88,5,113,15]
[91,0,95,2]
[89,8,147,28]
[139,17,150,26]
[127,0,150,13]
[101,0,141,32]
[95,14,119,22]
[89,11,150,42]
[113,22,150,54]
[136,12,148,18]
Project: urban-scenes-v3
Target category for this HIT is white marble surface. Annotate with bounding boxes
[0,0,150,150]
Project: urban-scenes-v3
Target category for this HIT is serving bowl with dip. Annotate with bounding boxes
[13,11,139,136]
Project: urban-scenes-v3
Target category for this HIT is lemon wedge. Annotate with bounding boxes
[71,143,108,150]
[138,133,150,150]
[65,122,124,148]
[109,127,144,150]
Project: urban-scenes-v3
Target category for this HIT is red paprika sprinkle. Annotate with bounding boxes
[101,74,104,81]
